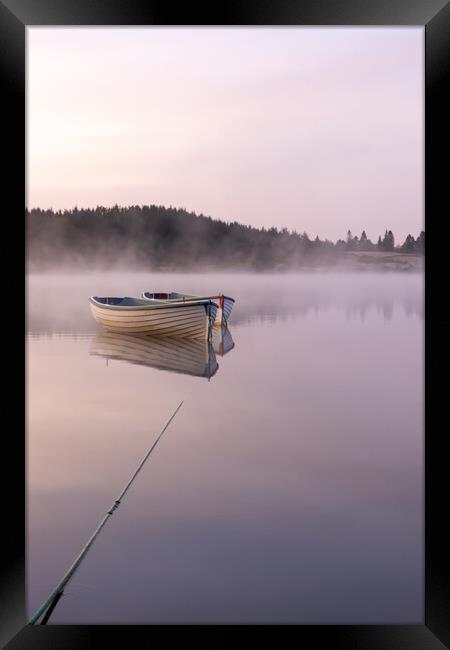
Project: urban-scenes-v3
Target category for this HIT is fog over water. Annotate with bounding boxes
[26,272,423,623]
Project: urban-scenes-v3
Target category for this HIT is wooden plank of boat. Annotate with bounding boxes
[142,291,235,326]
[89,297,217,339]
[90,331,219,379]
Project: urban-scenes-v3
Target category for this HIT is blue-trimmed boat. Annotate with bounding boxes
[141,292,235,326]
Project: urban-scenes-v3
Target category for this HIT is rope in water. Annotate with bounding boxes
[29,401,184,625]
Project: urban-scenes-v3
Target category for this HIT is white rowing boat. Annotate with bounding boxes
[89,296,217,339]
[141,291,235,326]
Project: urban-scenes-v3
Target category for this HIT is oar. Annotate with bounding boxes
[29,401,184,625]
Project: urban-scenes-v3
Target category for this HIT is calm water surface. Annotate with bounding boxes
[26,272,424,623]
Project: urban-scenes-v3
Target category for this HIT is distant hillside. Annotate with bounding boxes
[26,205,424,271]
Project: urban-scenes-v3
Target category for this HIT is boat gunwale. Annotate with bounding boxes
[89,296,218,311]
[141,291,236,309]
[142,291,235,304]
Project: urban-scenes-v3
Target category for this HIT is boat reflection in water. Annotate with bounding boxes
[90,328,234,380]
[212,325,235,357]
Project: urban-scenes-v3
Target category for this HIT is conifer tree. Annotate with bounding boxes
[415,231,425,254]
[401,234,416,253]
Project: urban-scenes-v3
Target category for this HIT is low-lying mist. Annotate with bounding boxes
[26,271,424,337]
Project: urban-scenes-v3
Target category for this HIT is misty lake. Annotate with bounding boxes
[26,272,424,624]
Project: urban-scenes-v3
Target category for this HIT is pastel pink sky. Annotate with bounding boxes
[27,27,423,242]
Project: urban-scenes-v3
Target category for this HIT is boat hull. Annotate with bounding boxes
[90,299,217,340]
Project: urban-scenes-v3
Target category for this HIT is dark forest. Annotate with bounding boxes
[26,205,425,271]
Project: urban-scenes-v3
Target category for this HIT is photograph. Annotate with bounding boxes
[24,26,427,627]
[0,0,446,644]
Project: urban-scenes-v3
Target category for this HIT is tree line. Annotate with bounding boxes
[336,228,424,254]
[26,205,425,271]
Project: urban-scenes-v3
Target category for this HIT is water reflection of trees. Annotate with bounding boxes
[230,294,423,326]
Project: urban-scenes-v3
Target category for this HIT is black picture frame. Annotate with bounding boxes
[2,1,448,647]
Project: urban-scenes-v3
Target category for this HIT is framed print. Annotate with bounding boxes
[1,0,449,648]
